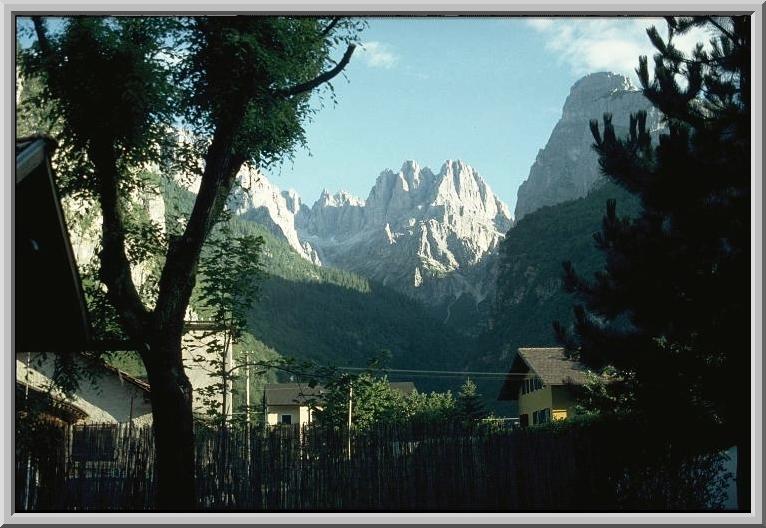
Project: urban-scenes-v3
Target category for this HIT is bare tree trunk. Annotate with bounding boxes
[145,329,196,510]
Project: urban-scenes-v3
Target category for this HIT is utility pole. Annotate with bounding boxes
[225,333,233,423]
[347,382,353,461]
[244,349,251,473]
[245,349,251,428]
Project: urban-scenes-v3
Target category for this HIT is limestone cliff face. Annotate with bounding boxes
[514,72,663,220]
[231,160,512,310]
[228,166,321,265]
[64,187,166,301]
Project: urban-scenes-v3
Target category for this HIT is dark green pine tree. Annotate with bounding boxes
[455,378,488,424]
[554,16,750,510]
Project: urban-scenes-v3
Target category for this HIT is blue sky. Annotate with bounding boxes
[20,16,708,213]
[265,16,696,212]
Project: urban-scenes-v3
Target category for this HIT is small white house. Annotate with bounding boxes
[263,383,324,427]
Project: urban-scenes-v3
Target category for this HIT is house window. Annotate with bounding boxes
[281,414,292,425]
[524,377,543,394]
[524,378,533,394]
[531,409,552,425]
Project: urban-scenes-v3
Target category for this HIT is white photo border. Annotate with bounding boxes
[2,1,762,525]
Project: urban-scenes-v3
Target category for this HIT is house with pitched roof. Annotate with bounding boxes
[263,383,325,427]
[497,347,591,427]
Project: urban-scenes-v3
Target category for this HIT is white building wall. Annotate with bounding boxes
[181,327,234,420]
[16,352,153,426]
[266,405,306,426]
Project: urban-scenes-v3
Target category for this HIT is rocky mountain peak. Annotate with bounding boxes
[514,71,663,220]
[315,189,364,209]
[232,159,513,311]
[280,188,304,215]
[296,160,512,309]
[568,72,635,99]
[437,159,484,201]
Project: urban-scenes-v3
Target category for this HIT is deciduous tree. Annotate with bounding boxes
[21,15,361,508]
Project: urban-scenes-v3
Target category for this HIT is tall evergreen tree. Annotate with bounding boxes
[455,378,488,423]
[555,16,750,509]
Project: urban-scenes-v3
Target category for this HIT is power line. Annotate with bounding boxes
[237,358,537,380]
[337,367,520,377]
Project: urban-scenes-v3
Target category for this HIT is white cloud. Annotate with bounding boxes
[358,41,398,69]
[526,18,713,81]
[526,18,554,31]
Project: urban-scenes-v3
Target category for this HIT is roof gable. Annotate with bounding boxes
[264,383,325,406]
[16,136,91,353]
[497,347,590,401]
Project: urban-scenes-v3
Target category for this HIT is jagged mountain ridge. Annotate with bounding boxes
[514,72,664,220]
[232,160,513,313]
[228,167,322,265]
[228,71,661,323]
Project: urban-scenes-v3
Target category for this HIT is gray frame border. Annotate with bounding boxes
[1,1,763,525]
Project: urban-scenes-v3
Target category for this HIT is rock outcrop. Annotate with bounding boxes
[514,72,664,220]
[228,166,322,265]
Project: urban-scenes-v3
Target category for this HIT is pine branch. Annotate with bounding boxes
[705,16,737,45]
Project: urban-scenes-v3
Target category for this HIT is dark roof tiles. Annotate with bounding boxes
[517,347,591,386]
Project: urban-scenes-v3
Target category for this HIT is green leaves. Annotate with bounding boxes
[316,372,459,432]
[189,218,265,425]
[23,18,178,181]
[197,220,265,340]
[179,17,362,167]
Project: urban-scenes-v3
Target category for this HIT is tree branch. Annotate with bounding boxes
[153,112,246,333]
[89,140,151,342]
[155,41,356,343]
[31,17,53,58]
[704,16,737,46]
[320,17,341,38]
[273,44,356,98]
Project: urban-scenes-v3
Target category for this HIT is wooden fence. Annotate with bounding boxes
[15,419,733,511]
